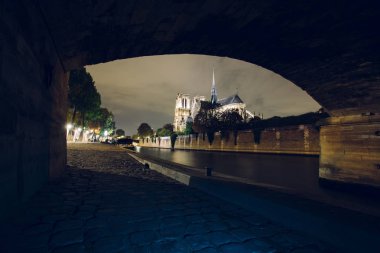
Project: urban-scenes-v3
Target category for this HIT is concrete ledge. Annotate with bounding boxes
[129,153,191,185]
[128,149,380,253]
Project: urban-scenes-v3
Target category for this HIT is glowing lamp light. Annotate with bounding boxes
[104,130,108,137]
[66,123,73,130]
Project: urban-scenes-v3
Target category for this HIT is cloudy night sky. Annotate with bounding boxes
[86,55,320,135]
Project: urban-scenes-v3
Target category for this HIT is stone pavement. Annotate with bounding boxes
[0,144,334,253]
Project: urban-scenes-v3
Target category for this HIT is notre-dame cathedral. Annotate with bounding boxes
[173,70,260,132]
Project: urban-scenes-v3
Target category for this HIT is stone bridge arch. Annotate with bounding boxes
[40,0,380,117]
[1,0,379,216]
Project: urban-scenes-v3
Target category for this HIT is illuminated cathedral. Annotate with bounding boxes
[173,70,259,132]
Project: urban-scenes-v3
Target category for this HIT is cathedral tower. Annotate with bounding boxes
[173,93,191,132]
[211,69,218,105]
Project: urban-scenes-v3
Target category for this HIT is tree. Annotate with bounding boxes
[219,109,243,145]
[193,110,207,140]
[137,123,153,137]
[193,101,220,144]
[249,116,263,144]
[184,121,193,135]
[68,68,101,126]
[115,129,125,137]
[205,115,219,145]
[162,123,173,133]
[157,123,174,137]
[87,107,115,134]
[170,133,178,150]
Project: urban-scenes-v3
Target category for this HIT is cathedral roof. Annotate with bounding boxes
[218,94,244,106]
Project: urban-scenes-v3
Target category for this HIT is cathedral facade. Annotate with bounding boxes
[173,71,258,132]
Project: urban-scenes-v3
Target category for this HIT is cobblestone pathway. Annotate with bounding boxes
[0,144,333,253]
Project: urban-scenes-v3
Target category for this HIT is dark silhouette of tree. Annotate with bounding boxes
[156,123,174,137]
[249,116,263,144]
[184,121,194,135]
[193,111,207,140]
[87,107,115,134]
[163,123,173,132]
[193,101,220,144]
[137,123,153,137]
[68,68,101,126]
[219,109,243,145]
[206,116,219,145]
[115,129,125,137]
[170,133,178,150]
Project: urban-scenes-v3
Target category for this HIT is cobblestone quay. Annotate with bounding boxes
[0,143,333,253]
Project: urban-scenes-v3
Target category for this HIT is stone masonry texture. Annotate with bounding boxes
[37,0,380,116]
[1,0,68,218]
[0,143,334,253]
[140,125,320,156]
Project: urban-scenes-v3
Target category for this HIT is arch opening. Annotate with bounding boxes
[85,54,321,135]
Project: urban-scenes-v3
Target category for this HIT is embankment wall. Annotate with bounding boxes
[139,124,320,155]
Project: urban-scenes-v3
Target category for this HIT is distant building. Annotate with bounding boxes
[173,93,191,132]
[173,70,260,132]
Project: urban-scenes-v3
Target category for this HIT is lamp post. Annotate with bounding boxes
[66,123,73,141]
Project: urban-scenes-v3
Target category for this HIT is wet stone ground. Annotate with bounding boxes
[0,144,334,253]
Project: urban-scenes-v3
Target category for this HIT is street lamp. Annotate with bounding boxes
[66,123,73,141]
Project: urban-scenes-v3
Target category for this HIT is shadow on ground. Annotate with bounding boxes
[0,144,333,253]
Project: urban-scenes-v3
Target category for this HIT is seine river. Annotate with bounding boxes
[136,147,319,194]
[135,147,380,215]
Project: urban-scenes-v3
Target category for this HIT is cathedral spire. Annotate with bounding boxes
[211,68,218,105]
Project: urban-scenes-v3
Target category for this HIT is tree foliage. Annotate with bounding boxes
[170,133,178,150]
[115,129,125,137]
[137,123,153,137]
[219,109,244,145]
[68,68,101,125]
[193,102,220,144]
[184,121,194,135]
[250,111,329,129]
[156,123,174,137]
[87,107,115,133]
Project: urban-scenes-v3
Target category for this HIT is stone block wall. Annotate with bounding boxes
[0,0,68,218]
[320,115,380,188]
[139,124,320,155]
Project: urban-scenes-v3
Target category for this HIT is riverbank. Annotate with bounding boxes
[127,148,380,252]
[139,124,320,156]
[0,143,335,253]
[129,148,380,216]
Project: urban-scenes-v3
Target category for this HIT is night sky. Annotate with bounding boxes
[86,55,320,135]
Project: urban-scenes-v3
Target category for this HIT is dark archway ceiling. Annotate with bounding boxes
[37,0,380,116]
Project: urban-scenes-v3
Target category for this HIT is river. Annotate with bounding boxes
[136,147,319,194]
[135,147,380,215]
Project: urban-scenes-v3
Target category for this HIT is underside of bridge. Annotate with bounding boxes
[1,0,379,217]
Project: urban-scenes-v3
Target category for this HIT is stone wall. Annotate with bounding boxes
[0,0,68,218]
[319,115,380,188]
[139,125,320,155]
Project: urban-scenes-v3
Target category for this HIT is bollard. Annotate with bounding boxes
[205,167,213,176]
